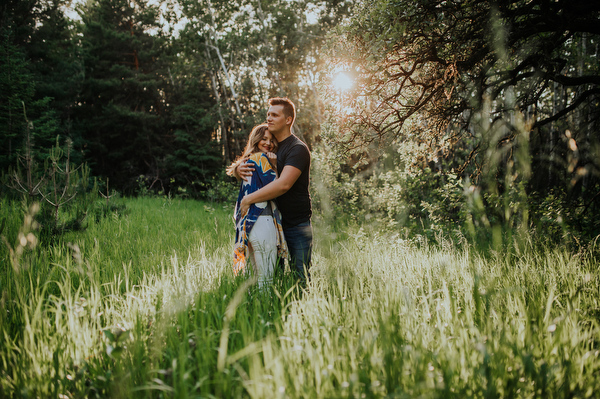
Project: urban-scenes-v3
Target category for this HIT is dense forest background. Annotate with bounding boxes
[1,0,599,246]
[1,0,348,193]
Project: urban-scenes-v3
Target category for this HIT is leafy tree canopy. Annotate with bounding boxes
[330,0,600,169]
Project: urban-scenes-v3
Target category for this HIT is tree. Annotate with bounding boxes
[0,28,35,173]
[325,0,599,238]
[27,0,83,157]
[332,0,599,154]
[0,0,76,177]
[163,66,223,196]
[75,0,170,191]
[175,0,354,161]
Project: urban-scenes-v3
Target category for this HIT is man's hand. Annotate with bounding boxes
[236,159,254,181]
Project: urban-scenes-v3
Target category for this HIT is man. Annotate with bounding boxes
[236,97,312,282]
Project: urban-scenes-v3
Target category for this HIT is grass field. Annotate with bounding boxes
[1,197,599,397]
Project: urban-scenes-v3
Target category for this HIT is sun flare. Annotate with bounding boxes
[332,72,354,91]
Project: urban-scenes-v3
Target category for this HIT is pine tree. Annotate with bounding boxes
[75,0,170,191]
[0,28,35,173]
[27,0,83,159]
[0,0,81,177]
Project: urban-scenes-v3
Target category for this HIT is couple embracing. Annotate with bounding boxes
[226,97,312,288]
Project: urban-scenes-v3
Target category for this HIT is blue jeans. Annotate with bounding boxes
[281,221,313,282]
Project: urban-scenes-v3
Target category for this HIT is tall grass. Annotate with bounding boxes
[1,197,599,397]
[252,235,600,397]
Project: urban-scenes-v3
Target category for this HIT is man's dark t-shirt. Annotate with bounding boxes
[275,134,312,228]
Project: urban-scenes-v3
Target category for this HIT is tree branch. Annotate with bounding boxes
[534,88,600,129]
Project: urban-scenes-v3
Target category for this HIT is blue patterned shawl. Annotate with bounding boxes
[233,152,287,275]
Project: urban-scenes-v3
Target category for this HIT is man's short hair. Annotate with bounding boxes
[268,97,296,126]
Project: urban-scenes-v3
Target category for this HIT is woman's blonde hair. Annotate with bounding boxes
[226,124,278,176]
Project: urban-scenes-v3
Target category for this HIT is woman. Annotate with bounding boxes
[226,124,287,288]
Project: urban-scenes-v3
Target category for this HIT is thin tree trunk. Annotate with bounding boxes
[205,45,230,163]
[207,44,242,117]
[204,0,243,121]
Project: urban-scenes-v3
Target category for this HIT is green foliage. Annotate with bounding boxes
[163,75,224,195]
[0,0,83,174]
[1,0,354,197]
[175,0,353,163]
[5,130,103,243]
[197,173,239,204]
[528,186,600,249]
[313,120,598,249]
[0,27,36,172]
[27,0,84,149]
[74,0,171,190]
[320,0,600,247]
[313,144,465,244]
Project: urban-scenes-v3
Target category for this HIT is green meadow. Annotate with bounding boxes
[1,197,599,398]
